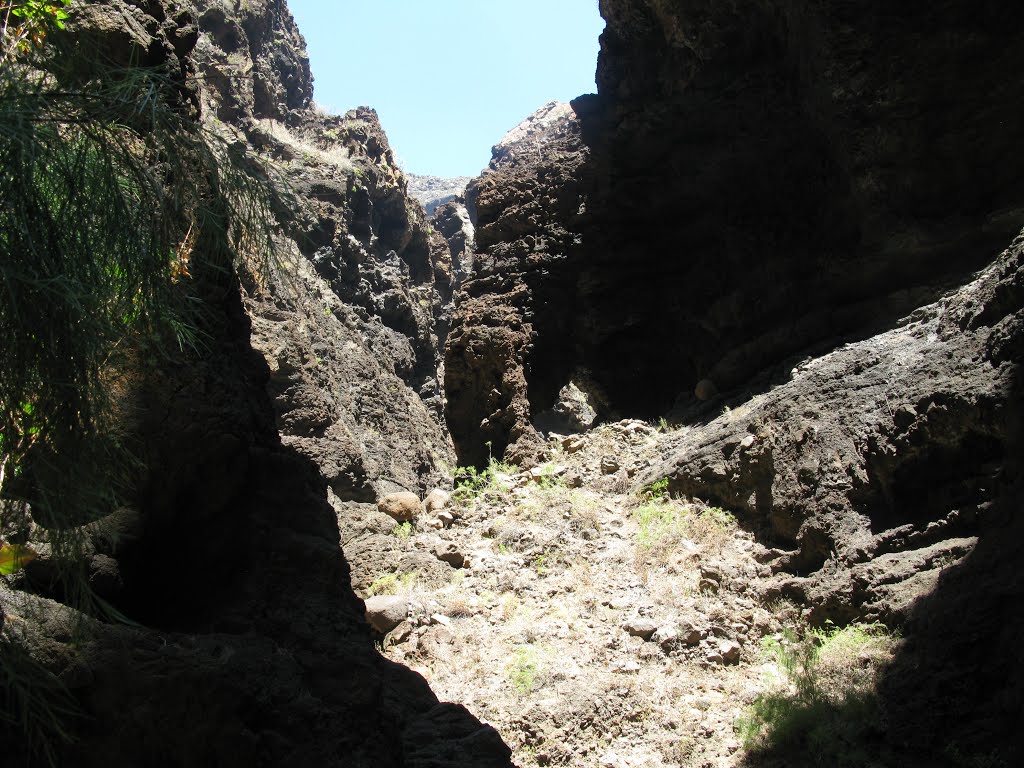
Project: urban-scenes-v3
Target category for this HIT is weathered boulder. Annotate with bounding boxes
[364,595,409,634]
[424,488,451,514]
[377,491,422,522]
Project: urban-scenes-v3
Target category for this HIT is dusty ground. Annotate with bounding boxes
[338,421,898,768]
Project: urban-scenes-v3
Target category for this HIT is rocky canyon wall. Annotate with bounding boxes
[2,1,509,765]
[585,0,1024,411]
[439,2,1024,763]
[445,0,1024,465]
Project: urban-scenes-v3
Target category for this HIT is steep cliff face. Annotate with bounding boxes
[583,0,1024,413]
[190,0,457,497]
[1,2,511,766]
[444,102,592,465]
[436,2,1024,763]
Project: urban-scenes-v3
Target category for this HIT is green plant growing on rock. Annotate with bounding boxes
[451,456,515,506]
[391,521,413,540]
[736,621,897,765]
[641,477,670,501]
[1,0,70,65]
[366,571,418,597]
[634,499,684,550]
[531,550,550,575]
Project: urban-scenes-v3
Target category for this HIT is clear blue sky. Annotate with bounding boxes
[287,0,605,178]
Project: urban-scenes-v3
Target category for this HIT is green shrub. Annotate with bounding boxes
[640,477,669,501]
[451,457,515,505]
[508,646,540,695]
[737,622,897,765]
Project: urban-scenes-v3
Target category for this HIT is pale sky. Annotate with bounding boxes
[287,0,605,178]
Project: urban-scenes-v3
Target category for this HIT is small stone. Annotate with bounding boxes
[600,456,620,475]
[424,488,451,513]
[430,613,451,627]
[364,595,408,634]
[677,617,704,645]
[695,378,718,401]
[699,578,720,594]
[720,640,741,664]
[700,564,722,582]
[740,434,756,449]
[378,492,422,522]
[530,465,567,481]
[437,510,455,527]
[562,436,586,453]
[386,620,413,645]
[422,517,444,530]
[894,404,917,428]
[432,543,466,568]
[653,624,678,649]
[623,618,658,640]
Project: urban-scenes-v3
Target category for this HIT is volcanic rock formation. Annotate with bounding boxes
[1,1,509,766]
[3,1,1024,766]
[439,1,1024,764]
[444,101,594,466]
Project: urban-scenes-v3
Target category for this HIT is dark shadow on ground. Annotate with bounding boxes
[5,269,513,768]
[738,372,1024,768]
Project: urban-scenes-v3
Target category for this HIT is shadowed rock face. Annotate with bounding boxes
[445,0,1024,459]
[3,2,512,766]
[580,0,1024,413]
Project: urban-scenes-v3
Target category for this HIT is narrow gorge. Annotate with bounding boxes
[1,1,1021,767]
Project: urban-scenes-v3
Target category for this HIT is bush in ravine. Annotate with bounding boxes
[737,622,898,766]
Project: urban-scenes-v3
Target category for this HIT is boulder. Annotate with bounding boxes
[622,618,657,640]
[378,492,422,522]
[424,488,450,514]
[364,595,408,634]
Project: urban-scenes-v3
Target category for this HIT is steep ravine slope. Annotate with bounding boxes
[440,1,1024,765]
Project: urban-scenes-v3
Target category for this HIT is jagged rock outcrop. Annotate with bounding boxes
[648,233,1022,626]
[240,105,456,495]
[194,0,311,122]
[444,102,592,465]
[2,2,512,766]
